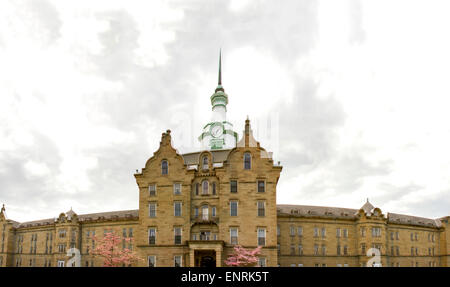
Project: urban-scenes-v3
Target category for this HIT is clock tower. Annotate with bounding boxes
[198,51,238,150]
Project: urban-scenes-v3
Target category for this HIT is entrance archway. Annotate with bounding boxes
[195,250,216,267]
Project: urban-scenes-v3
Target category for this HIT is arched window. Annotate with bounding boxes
[161,160,168,175]
[202,180,209,195]
[202,205,209,220]
[202,156,209,170]
[244,152,251,170]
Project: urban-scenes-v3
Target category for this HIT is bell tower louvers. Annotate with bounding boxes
[198,50,238,150]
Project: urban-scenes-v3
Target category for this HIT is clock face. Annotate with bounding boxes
[210,123,223,138]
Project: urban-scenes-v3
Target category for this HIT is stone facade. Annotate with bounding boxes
[0,121,448,267]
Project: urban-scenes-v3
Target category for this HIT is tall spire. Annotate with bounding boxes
[218,48,222,85]
[215,49,224,93]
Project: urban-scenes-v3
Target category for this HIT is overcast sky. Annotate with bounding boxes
[1,0,449,222]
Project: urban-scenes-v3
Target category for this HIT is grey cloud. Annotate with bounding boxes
[0,131,62,213]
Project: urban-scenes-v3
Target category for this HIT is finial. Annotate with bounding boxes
[218,48,222,86]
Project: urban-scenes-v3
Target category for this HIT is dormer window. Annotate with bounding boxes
[244,153,251,169]
[202,156,209,170]
[161,160,168,175]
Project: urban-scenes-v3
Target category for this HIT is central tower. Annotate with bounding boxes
[198,50,238,150]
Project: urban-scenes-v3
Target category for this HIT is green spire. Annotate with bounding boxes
[218,48,222,86]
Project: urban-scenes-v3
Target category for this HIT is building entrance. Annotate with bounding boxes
[195,250,216,267]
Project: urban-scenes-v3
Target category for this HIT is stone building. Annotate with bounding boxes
[0,56,448,267]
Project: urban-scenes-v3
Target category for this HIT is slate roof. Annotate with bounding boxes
[10,205,444,229]
[387,212,442,228]
[15,209,139,229]
[277,204,443,228]
[277,204,358,220]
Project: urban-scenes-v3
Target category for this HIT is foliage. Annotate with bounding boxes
[224,245,262,267]
[90,232,142,267]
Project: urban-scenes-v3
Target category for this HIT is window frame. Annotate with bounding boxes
[230,201,238,216]
[148,184,156,196]
[148,255,156,267]
[244,152,251,170]
[230,180,238,193]
[148,228,156,245]
[230,228,238,245]
[257,228,266,246]
[161,160,168,175]
[173,183,182,195]
[174,202,182,217]
[149,202,157,218]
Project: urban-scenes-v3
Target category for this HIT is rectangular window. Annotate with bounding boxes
[390,232,394,240]
[148,256,156,267]
[257,228,266,246]
[195,183,199,196]
[174,227,182,245]
[410,233,414,241]
[57,261,65,267]
[230,201,238,216]
[200,231,210,240]
[211,206,216,217]
[314,245,319,255]
[298,244,303,255]
[149,184,156,196]
[230,228,238,245]
[149,203,157,218]
[148,228,156,245]
[257,180,265,193]
[258,257,266,267]
[202,206,209,220]
[343,229,348,238]
[194,207,199,218]
[230,180,238,193]
[396,231,399,240]
[336,228,341,238]
[297,227,303,236]
[344,245,348,255]
[337,245,341,255]
[290,226,295,236]
[314,227,319,237]
[174,183,181,195]
[129,228,133,237]
[321,228,326,238]
[372,227,381,237]
[290,245,295,255]
[174,256,182,267]
[321,245,326,255]
[212,182,216,195]
[361,243,366,255]
[257,201,265,217]
[174,202,182,217]
[415,233,418,241]
[277,225,280,236]
[361,227,366,237]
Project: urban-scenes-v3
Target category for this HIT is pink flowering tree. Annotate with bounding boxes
[225,245,262,267]
[90,232,142,267]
